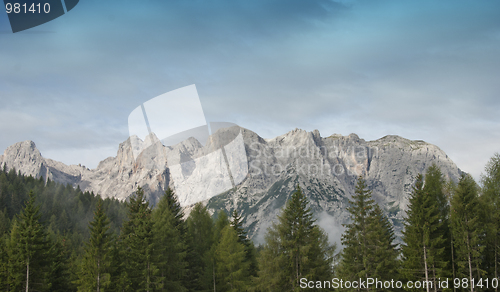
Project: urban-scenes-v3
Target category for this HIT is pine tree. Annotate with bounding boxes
[0,208,9,290]
[0,208,9,235]
[402,174,431,290]
[0,168,129,291]
[7,190,51,292]
[451,174,484,292]
[77,198,113,292]
[231,210,248,245]
[185,202,215,292]
[0,233,8,291]
[257,185,334,291]
[214,210,230,237]
[162,187,185,230]
[339,176,376,282]
[215,225,249,292]
[367,204,400,281]
[423,164,451,286]
[46,231,72,292]
[205,210,231,291]
[425,165,449,222]
[480,153,500,290]
[152,188,187,292]
[339,176,399,291]
[230,210,258,278]
[401,172,448,292]
[119,187,157,292]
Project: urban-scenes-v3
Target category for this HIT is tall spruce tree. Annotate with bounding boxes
[206,210,231,291]
[7,190,51,292]
[185,202,215,292]
[423,164,451,287]
[214,210,230,237]
[0,167,129,291]
[46,231,72,292]
[0,233,8,291]
[401,170,449,292]
[402,174,433,291]
[152,187,187,292]
[339,176,376,283]
[0,208,9,236]
[480,153,500,290]
[215,225,249,292]
[231,210,258,278]
[451,174,484,292]
[367,204,400,281]
[231,210,248,245]
[339,176,399,291]
[257,185,334,291]
[119,187,157,292]
[77,198,113,292]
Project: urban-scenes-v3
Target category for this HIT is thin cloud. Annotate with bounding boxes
[0,0,498,179]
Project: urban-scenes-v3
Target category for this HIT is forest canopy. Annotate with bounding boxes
[1,153,499,291]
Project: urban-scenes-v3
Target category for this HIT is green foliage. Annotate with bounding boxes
[8,191,52,291]
[231,210,248,245]
[424,165,449,221]
[118,187,157,292]
[215,225,250,291]
[257,185,335,291]
[231,210,259,278]
[77,198,113,292]
[207,210,231,291]
[368,204,400,280]
[339,176,376,281]
[3,154,500,292]
[424,165,451,280]
[401,167,450,291]
[480,153,500,282]
[46,231,73,292]
[339,176,399,291]
[423,165,451,283]
[0,166,127,251]
[214,210,230,239]
[0,209,9,236]
[185,202,215,292]
[451,174,485,287]
[402,174,430,284]
[152,187,187,292]
[0,233,8,291]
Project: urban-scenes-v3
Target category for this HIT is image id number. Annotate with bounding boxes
[6,3,50,14]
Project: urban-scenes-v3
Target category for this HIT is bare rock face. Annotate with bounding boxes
[0,138,170,204]
[202,128,461,243]
[0,128,462,243]
[0,141,46,178]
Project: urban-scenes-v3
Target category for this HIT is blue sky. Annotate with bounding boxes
[0,0,499,180]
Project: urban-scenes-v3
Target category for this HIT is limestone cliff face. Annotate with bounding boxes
[205,128,461,242]
[0,138,170,204]
[0,128,461,242]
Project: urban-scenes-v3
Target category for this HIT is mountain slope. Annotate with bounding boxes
[0,127,461,242]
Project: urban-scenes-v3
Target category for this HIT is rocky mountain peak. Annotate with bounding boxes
[0,140,46,178]
[5,140,41,157]
[0,128,462,242]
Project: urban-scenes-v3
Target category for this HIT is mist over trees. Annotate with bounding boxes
[256,186,335,291]
[0,153,500,291]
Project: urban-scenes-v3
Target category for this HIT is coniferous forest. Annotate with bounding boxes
[0,153,499,291]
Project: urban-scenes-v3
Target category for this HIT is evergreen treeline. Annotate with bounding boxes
[1,153,500,291]
[0,166,128,291]
[336,154,500,292]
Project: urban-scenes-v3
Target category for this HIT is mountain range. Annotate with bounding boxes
[0,126,461,244]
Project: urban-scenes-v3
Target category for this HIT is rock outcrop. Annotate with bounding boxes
[0,127,462,243]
